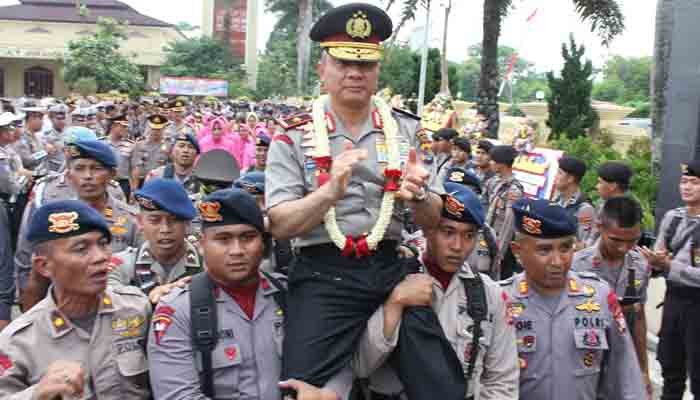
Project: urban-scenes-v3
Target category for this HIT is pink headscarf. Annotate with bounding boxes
[199,117,237,156]
[198,116,229,140]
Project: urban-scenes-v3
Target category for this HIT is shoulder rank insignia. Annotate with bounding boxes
[575,299,601,313]
[569,278,579,293]
[277,113,313,131]
[519,280,529,295]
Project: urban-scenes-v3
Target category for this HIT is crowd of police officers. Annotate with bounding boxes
[0,3,697,400]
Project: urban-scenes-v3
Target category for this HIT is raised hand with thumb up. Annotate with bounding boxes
[398,148,430,202]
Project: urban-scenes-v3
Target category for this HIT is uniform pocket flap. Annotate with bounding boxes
[574,366,600,377]
[116,348,148,377]
[574,328,608,350]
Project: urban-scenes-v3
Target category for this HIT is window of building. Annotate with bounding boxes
[24,66,53,98]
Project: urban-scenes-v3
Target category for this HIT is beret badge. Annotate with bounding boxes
[48,212,80,234]
[199,201,223,222]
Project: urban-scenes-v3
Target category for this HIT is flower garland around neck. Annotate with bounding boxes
[312,95,402,258]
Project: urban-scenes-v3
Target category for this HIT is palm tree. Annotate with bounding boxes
[478,0,625,137]
[440,0,452,94]
[297,0,313,93]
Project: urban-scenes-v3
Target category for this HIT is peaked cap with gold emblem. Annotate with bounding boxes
[148,113,168,130]
[26,200,111,244]
[310,3,393,63]
[512,197,576,239]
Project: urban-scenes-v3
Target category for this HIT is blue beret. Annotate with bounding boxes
[67,140,117,168]
[134,178,196,220]
[444,167,481,194]
[442,182,484,228]
[234,171,265,195]
[26,200,111,244]
[512,198,577,238]
[174,133,200,154]
[64,127,97,144]
[198,189,264,232]
[255,135,271,147]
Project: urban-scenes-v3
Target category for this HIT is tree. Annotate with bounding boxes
[175,21,199,32]
[161,36,240,78]
[546,35,598,139]
[478,0,625,138]
[296,0,313,93]
[257,33,299,99]
[63,17,143,95]
[593,55,651,103]
[440,0,452,94]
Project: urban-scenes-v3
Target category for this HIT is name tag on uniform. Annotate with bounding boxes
[31,150,48,161]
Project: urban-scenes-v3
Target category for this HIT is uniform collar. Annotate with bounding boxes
[324,98,382,141]
[555,190,583,207]
[46,287,114,339]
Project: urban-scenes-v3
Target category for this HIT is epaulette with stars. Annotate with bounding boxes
[276,113,313,131]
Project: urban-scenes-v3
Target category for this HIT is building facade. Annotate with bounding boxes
[0,0,183,98]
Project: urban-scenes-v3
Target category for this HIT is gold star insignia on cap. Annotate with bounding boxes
[519,280,529,295]
[346,11,372,39]
[48,212,80,234]
[53,317,65,328]
[575,299,601,313]
[521,216,543,235]
[199,201,223,222]
[682,164,689,174]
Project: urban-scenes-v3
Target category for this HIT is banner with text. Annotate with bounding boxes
[512,148,564,200]
[159,77,229,97]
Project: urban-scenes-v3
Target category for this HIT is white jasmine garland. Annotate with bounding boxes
[312,95,401,255]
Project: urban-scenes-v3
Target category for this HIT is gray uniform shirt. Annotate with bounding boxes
[108,240,203,288]
[101,138,134,180]
[12,131,47,171]
[265,100,430,248]
[147,272,355,400]
[485,176,524,270]
[41,128,66,173]
[468,224,499,278]
[0,286,151,400]
[572,241,650,304]
[655,207,700,287]
[356,261,519,400]
[501,271,645,400]
[0,145,21,196]
[130,140,170,179]
[553,191,595,244]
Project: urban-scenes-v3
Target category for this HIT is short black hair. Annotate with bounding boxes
[600,196,642,228]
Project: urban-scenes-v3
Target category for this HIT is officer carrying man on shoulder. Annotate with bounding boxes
[572,196,652,397]
[145,133,201,197]
[109,178,203,305]
[147,189,350,400]
[501,198,645,400]
[266,4,467,399]
[0,200,151,399]
[357,183,519,400]
[640,160,700,399]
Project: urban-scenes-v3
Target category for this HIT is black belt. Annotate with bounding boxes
[667,282,700,300]
[298,240,399,258]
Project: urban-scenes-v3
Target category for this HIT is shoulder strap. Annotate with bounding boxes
[261,271,287,313]
[665,215,684,256]
[460,267,488,390]
[273,240,294,275]
[189,272,218,398]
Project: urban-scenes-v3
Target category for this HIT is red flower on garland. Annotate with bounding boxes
[384,169,402,192]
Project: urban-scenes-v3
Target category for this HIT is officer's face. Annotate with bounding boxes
[426,219,478,273]
[512,235,575,292]
[596,178,619,200]
[317,54,380,108]
[67,159,115,200]
[52,114,66,131]
[172,141,197,168]
[110,123,126,139]
[137,211,188,259]
[201,224,264,287]
[474,148,490,167]
[212,124,224,140]
[680,175,700,204]
[255,145,268,168]
[451,146,468,163]
[554,169,574,191]
[598,221,641,260]
[150,128,163,141]
[34,231,112,296]
[26,113,43,132]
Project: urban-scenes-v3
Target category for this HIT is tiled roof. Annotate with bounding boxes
[0,0,173,27]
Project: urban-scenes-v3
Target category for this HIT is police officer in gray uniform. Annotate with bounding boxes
[640,160,700,399]
[501,197,645,400]
[444,167,500,279]
[130,113,171,195]
[0,200,151,400]
[572,196,652,396]
[0,113,19,331]
[266,4,465,399]
[552,156,595,246]
[43,104,69,172]
[357,183,519,400]
[109,178,203,303]
[15,140,139,311]
[147,189,348,400]
[586,161,634,247]
[485,145,524,279]
[145,133,200,197]
[101,113,134,199]
[13,106,48,172]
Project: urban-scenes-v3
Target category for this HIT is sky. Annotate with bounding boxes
[0,0,656,72]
